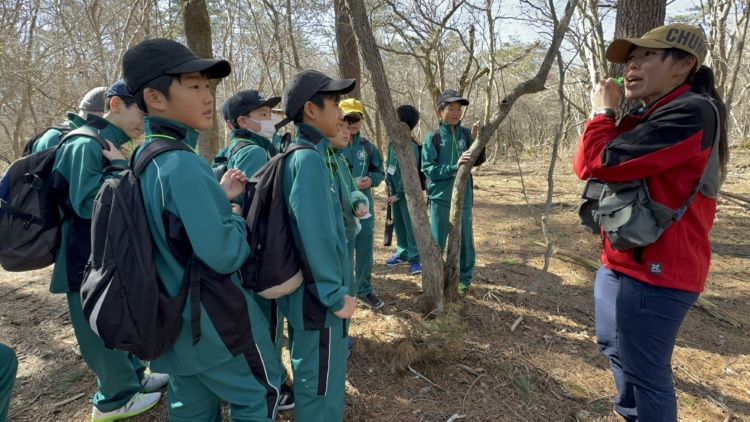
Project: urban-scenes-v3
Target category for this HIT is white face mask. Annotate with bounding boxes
[244,117,277,139]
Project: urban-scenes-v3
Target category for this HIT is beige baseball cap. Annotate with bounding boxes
[606,24,707,66]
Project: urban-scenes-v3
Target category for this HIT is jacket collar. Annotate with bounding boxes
[83,114,131,148]
[143,116,199,149]
[296,123,330,156]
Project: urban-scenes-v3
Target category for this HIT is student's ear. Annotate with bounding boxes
[675,55,697,79]
[109,96,121,114]
[435,109,441,119]
[303,101,317,121]
[144,88,167,113]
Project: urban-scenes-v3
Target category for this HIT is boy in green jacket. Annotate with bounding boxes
[421,89,478,296]
[49,80,165,421]
[277,69,358,421]
[339,99,385,309]
[123,38,282,421]
[384,105,422,274]
[31,86,107,153]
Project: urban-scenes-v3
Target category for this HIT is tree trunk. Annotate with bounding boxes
[609,0,666,116]
[183,0,220,161]
[346,0,446,315]
[334,0,362,99]
[442,0,579,302]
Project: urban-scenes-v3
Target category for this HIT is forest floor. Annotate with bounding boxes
[1,149,749,422]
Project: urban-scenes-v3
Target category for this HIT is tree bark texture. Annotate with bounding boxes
[443,0,579,302]
[183,0,221,161]
[346,0,446,315]
[334,0,362,99]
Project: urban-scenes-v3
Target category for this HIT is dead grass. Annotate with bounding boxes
[2,148,749,421]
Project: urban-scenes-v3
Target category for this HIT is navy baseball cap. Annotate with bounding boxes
[281,70,355,125]
[226,90,281,123]
[122,38,231,94]
[106,80,133,99]
[221,99,230,122]
[436,89,469,107]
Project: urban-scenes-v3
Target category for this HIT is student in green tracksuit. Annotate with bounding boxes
[0,343,17,422]
[384,105,422,274]
[219,89,297,411]
[339,99,385,310]
[277,69,358,422]
[49,80,167,421]
[123,39,282,421]
[31,86,107,153]
[422,89,480,296]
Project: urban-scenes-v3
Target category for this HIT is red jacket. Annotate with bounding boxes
[574,84,719,292]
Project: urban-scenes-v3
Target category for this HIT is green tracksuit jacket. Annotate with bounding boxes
[421,121,474,208]
[33,112,87,153]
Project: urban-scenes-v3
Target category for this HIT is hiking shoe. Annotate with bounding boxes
[458,283,469,297]
[385,254,408,266]
[140,372,169,393]
[409,261,422,275]
[357,293,385,309]
[277,382,295,411]
[347,337,355,358]
[92,392,161,422]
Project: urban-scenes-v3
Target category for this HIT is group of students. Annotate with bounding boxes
[0,35,484,422]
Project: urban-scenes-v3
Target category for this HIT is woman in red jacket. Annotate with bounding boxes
[574,24,728,421]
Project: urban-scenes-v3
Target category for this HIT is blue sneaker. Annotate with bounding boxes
[385,254,408,266]
[409,261,422,275]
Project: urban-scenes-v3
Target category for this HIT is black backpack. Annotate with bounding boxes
[22,124,72,157]
[239,143,315,299]
[80,139,201,361]
[431,127,486,167]
[0,128,108,272]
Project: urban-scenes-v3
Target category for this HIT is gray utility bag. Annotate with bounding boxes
[594,94,720,251]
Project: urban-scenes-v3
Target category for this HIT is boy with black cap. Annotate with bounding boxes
[384,104,423,274]
[277,69,358,421]
[422,89,480,296]
[339,99,386,309]
[31,86,108,153]
[49,79,163,421]
[122,38,282,420]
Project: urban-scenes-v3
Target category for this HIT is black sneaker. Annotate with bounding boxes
[278,382,294,411]
[357,293,385,309]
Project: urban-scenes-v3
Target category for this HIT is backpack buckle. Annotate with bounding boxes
[22,218,32,230]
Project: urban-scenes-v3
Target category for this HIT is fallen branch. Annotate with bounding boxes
[531,241,599,270]
[408,365,447,392]
[446,413,466,422]
[510,316,524,332]
[675,364,737,417]
[719,190,750,205]
[53,393,84,407]
[462,373,485,413]
[695,297,743,328]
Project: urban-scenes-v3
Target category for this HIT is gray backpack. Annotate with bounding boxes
[594,95,720,251]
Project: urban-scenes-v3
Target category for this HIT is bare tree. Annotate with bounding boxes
[334,0,362,99]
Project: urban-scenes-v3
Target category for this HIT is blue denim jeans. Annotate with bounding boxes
[594,266,699,421]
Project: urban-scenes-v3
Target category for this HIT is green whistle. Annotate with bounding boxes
[612,77,624,86]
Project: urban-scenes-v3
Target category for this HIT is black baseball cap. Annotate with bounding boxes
[436,89,469,107]
[281,70,355,124]
[221,99,230,122]
[122,38,231,94]
[226,90,281,123]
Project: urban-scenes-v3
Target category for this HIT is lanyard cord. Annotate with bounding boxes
[328,148,358,210]
[143,134,198,153]
[348,140,368,178]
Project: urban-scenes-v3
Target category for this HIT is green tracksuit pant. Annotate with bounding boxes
[254,297,289,384]
[288,323,348,422]
[430,201,475,286]
[354,191,375,296]
[167,349,282,421]
[0,343,17,422]
[67,293,146,412]
[393,197,419,263]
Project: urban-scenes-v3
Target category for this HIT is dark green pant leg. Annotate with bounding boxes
[66,293,142,412]
[354,215,374,296]
[459,205,476,285]
[169,349,281,422]
[393,198,419,262]
[0,343,17,422]
[430,202,475,286]
[288,323,348,422]
[254,296,289,384]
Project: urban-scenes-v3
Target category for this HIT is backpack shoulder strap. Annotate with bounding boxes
[133,139,193,178]
[230,140,253,157]
[362,139,373,157]
[431,131,441,154]
[283,142,315,157]
[59,127,109,151]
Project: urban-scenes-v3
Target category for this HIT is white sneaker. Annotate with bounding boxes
[91,392,161,421]
[140,372,169,393]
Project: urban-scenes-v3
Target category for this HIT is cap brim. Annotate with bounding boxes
[320,79,356,95]
[441,96,470,106]
[258,96,282,110]
[167,58,232,79]
[605,38,673,63]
